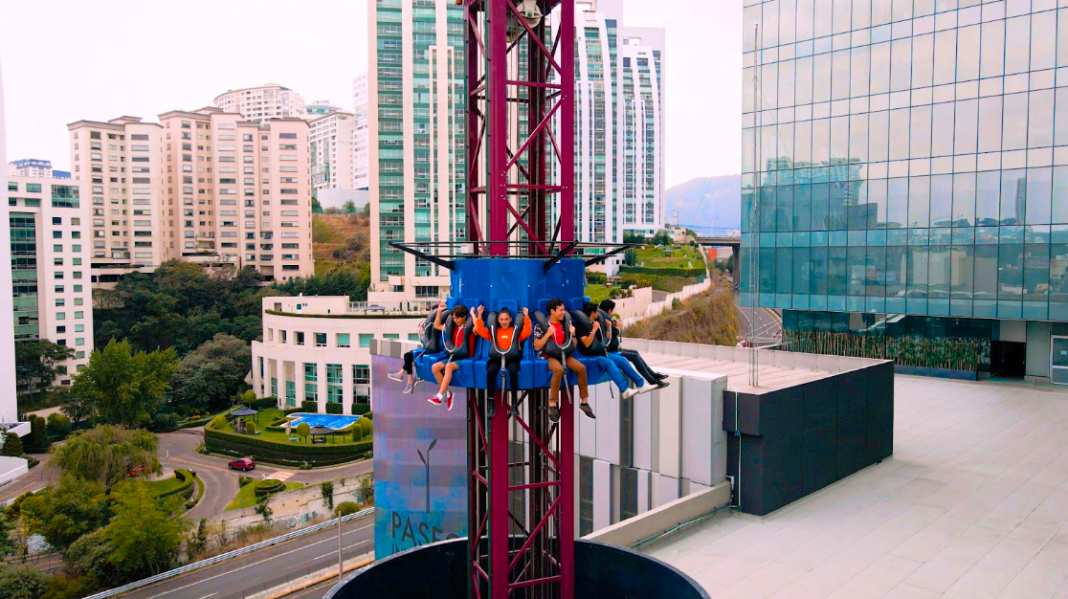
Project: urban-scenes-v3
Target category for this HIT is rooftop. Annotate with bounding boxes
[642,375,1068,599]
[623,338,884,394]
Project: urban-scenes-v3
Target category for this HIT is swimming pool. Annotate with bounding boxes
[286,413,363,430]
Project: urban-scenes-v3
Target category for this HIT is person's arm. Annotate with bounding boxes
[579,322,596,348]
[533,324,549,351]
[519,310,532,341]
[433,302,447,331]
[473,306,491,341]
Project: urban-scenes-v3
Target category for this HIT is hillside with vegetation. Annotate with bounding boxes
[623,276,740,346]
[312,212,372,279]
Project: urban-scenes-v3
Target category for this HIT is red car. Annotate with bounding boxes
[228,457,256,471]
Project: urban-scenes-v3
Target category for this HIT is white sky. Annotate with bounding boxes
[0,0,740,186]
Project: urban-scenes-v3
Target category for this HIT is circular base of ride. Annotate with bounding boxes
[323,538,709,599]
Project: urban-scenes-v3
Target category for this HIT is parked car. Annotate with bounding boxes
[228,457,256,471]
[127,464,151,477]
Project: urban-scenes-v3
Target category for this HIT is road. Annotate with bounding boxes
[734,292,782,344]
[123,515,374,599]
[281,578,338,599]
[158,429,374,520]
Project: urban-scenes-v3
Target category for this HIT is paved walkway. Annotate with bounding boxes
[645,375,1068,598]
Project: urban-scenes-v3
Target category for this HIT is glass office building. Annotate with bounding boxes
[742,0,1068,381]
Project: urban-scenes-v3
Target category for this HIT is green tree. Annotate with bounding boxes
[70,339,177,427]
[19,476,112,550]
[15,340,75,398]
[50,425,159,494]
[254,498,273,523]
[0,564,49,599]
[320,481,334,510]
[188,518,209,558]
[27,416,48,451]
[272,269,370,302]
[46,413,72,437]
[296,422,311,444]
[311,197,323,214]
[358,475,374,505]
[0,508,16,557]
[61,392,92,426]
[2,433,22,458]
[342,199,357,213]
[105,482,185,580]
[242,390,256,406]
[63,528,117,584]
[169,334,251,413]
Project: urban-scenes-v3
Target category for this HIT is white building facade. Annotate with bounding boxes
[7,177,94,384]
[567,1,665,272]
[368,1,466,305]
[213,84,307,124]
[309,111,357,201]
[251,296,428,415]
[9,159,53,178]
[0,55,19,424]
[352,74,370,190]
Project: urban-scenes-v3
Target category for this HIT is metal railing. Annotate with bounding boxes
[83,507,375,599]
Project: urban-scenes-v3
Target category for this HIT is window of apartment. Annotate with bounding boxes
[315,333,327,347]
[6,183,15,192]
[54,285,64,294]
[280,330,287,343]
[295,331,305,346]
[354,365,370,385]
[26,183,41,193]
[384,334,400,340]
[408,333,420,342]
[337,333,351,348]
[358,334,373,348]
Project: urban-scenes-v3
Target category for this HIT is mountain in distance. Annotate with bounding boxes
[664,174,741,235]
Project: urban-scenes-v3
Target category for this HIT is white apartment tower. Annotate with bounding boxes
[67,117,166,284]
[352,73,370,190]
[309,111,356,200]
[7,177,94,383]
[213,84,307,124]
[368,0,465,304]
[157,108,315,282]
[9,159,54,178]
[0,54,20,421]
[570,0,665,269]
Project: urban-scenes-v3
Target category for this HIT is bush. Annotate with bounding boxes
[46,413,72,437]
[326,403,343,415]
[358,418,373,437]
[618,264,705,278]
[152,412,179,433]
[251,397,277,410]
[672,298,682,310]
[352,403,371,416]
[205,428,372,467]
[208,415,228,431]
[254,479,286,498]
[156,469,196,502]
[238,476,254,487]
[301,400,318,413]
[186,475,205,510]
[586,271,607,284]
[2,431,23,457]
[334,501,361,517]
[242,390,256,405]
[245,421,257,435]
[26,415,49,452]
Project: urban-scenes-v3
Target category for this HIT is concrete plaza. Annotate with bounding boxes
[644,375,1068,598]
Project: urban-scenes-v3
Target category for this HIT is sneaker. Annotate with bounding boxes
[548,405,560,423]
[654,373,668,381]
[656,380,671,389]
[621,388,639,400]
[428,394,444,406]
[446,390,454,411]
[403,381,415,394]
[487,398,496,418]
[578,403,596,419]
[636,382,658,394]
[387,372,404,383]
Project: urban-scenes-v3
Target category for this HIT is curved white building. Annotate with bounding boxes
[214,84,306,123]
[251,296,431,414]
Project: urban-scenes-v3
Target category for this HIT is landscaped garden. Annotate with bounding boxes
[227,477,306,510]
[204,407,374,467]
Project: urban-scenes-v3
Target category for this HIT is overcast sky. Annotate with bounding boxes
[0,0,740,187]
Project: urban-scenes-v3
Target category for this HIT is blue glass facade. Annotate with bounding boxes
[742,0,1068,377]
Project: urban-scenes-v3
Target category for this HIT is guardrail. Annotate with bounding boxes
[83,507,375,599]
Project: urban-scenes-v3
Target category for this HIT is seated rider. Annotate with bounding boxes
[387,306,436,394]
[429,302,472,411]
[473,305,531,417]
[598,299,669,389]
[533,299,594,423]
[575,302,656,400]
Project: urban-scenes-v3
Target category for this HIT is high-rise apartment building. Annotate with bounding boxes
[353,74,370,190]
[157,108,314,281]
[306,100,344,117]
[550,1,666,274]
[367,0,466,303]
[0,55,20,422]
[309,111,357,201]
[7,176,94,384]
[743,0,1068,382]
[214,84,307,124]
[67,117,166,284]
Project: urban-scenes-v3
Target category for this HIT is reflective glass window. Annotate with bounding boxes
[870,42,891,95]
[1028,90,1054,149]
[829,247,849,295]
[910,105,932,159]
[795,120,813,163]
[763,0,780,48]
[781,0,797,44]
[909,175,932,228]
[952,172,976,228]
[813,54,832,103]
[1004,16,1030,75]
[974,245,999,301]
[830,116,849,160]
[933,30,956,86]
[761,63,778,110]
[890,38,912,92]
[1025,167,1052,226]
[814,0,833,38]
[850,113,869,163]
[976,171,1001,226]
[1002,94,1029,151]
[1056,88,1068,146]
[889,108,910,160]
[1000,169,1026,225]
[912,34,934,89]
[931,103,954,158]
[869,110,890,162]
[929,174,952,228]
[872,0,892,26]
[1032,11,1056,72]
[892,0,912,22]
[980,20,1005,78]
[1054,167,1068,224]
[999,245,1024,300]
[813,118,831,163]
[797,0,815,41]
[812,182,831,230]
[957,25,980,81]
[796,57,813,105]
[779,59,796,108]
[832,50,851,100]
[888,178,908,229]
[977,97,1002,153]
[851,47,870,98]
[833,0,850,33]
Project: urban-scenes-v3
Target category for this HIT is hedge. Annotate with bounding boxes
[254,479,286,498]
[250,397,278,410]
[178,416,215,430]
[205,428,372,466]
[301,401,318,413]
[618,265,705,278]
[326,403,343,415]
[186,474,205,510]
[157,469,196,502]
[352,403,371,416]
